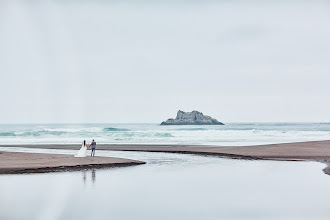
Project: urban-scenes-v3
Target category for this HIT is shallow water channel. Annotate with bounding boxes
[0,147,330,220]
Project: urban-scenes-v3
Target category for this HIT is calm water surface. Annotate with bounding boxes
[0,148,330,220]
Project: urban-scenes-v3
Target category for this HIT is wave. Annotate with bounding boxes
[0,130,69,137]
[41,127,103,133]
[154,133,173,137]
[174,128,207,131]
[18,130,68,136]
[103,127,130,132]
[1,123,330,146]
[0,132,16,136]
[0,130,67,137]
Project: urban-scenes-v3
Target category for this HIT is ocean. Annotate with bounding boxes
[0,123,329,146]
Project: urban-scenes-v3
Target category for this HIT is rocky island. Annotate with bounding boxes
[161,110,224,125]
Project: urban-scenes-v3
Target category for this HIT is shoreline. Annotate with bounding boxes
[0,151,145,174]
[1,140,330,175]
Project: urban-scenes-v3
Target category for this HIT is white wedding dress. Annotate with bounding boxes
[75,143,88,157]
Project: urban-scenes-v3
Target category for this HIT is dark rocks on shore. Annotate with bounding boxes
[161,110,224,125]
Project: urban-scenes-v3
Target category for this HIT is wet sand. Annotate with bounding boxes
[0,151,145,174]
[1,140,330,174]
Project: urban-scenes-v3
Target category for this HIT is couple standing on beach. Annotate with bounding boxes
[74,139,96,157]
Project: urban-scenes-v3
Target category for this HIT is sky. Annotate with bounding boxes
[0,0,330,123]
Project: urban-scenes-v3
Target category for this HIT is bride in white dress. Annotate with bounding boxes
[75,140,89,157]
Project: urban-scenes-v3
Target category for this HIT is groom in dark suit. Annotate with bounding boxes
[90,139,96,157]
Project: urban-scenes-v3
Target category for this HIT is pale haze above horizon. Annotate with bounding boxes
[1,0,330,123]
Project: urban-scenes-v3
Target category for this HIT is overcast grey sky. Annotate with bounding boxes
[0,0,330,123]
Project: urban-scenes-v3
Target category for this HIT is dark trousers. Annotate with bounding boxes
[91,148,95,157]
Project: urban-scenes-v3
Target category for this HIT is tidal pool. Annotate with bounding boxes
[0,147,330,220]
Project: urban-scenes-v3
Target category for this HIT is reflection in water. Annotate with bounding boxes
[81,169,96,184]
[92,169,96,183]
[82,170,86,184]
[1,149,330,220]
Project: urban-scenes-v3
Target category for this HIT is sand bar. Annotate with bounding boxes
[3,140,330,159]
[0,151,145,174]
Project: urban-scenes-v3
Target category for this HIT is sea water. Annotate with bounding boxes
[0,123,329,146]
[0,148,330,220]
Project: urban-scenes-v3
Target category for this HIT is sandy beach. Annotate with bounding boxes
[0,151,145,174]
[1,140,330,174]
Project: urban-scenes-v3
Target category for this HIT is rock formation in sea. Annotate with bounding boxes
[161,110,224,125]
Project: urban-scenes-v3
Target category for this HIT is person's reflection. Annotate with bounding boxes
[82,170,87,183]
[91,169,96,183]
[81,169,96,184]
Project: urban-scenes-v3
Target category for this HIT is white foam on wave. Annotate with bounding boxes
[0,123,329,146]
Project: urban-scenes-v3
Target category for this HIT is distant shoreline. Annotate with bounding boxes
[1,140,330,175]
